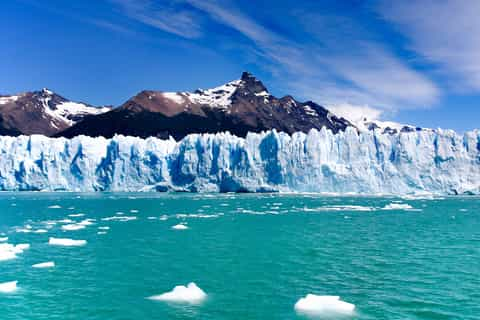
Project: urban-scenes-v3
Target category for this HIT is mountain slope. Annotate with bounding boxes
[58,72,351,140]
[0,89,111,136]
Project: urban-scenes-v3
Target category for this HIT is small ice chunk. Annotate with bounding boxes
[62,224,86,231]
[16,228,31,233]
[68,213,85,217]
[0,237,7,242]
[34,229,48,233]
[78,219,95,226]
[15,244,30,251]
[148,282,207,304]
[48,205,62,209]
[0,243,29,261]
[383,203,414,210]
[0,281,17,293]
[294,294,355,316]
[48,237,86,246]
[101,216,137,222]
[57,219,74,223]
[98,226,110,230]
[32,261,55,268]
[172,224,188,230]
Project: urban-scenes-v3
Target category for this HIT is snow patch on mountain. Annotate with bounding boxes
[46,101,110,126]
[183,79,242,108]
[38,90,110,127]
[0,95,21,105]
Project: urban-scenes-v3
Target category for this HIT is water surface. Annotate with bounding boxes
[0,193,479,319]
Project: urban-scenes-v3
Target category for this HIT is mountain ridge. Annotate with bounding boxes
[0,88,111,136]
[57,72,352,140]
[1,72,422,139]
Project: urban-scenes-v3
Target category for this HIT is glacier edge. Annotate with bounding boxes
[0,127,479,194]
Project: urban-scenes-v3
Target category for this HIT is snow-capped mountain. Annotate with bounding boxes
[0,88,110,136]
[58,72,351,139]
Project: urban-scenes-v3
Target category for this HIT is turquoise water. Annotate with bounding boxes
[0,193,479,319]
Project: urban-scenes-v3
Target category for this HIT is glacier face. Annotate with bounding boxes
[0,127,479,194]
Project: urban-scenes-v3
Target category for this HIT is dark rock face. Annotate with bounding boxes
[0,89,110,136]
[58,72,351,140]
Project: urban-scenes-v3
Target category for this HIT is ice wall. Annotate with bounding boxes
[0,127,478,194]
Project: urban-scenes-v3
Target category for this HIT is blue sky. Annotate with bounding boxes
[1,0,479,131]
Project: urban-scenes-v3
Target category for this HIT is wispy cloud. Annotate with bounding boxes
[187,1,439,109]
[107,0,440,112]
[377,0,480,91]
[111,0,203,38]
[86,18,135,36]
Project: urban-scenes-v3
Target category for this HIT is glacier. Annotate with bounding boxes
[0,127,479,194]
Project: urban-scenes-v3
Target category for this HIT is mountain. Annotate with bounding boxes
[352,117,425,135]
[57,72,351,140]
[1,128,479,194]
[0,89,111,136]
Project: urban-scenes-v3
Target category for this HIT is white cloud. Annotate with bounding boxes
[378,0,480,91]
[326,103,383,123]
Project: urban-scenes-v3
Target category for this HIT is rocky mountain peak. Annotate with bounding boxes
[237,71,269,96]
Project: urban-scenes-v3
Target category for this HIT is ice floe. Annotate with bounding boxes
[101,216,137,222]
[382,203,415,210]
[57,219,74,224]
[305,205,375,212]
[68,213,85,217]
[172,224,189,230]
[175,213,221,219]
[32,261,55,268]
[62,224,86,231]
[294,294,355,316]
[0,243,29,261]
[48,237,87,246]
[0,237,7,242]
[16,243,30,251]
[0,281,18,293]
[148,282,207,304]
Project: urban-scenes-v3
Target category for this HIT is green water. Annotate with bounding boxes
[0,193,479,319]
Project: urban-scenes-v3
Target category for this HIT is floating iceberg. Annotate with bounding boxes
[0,242,31,261]
[382,203,415,210]
[0,128,479,194]
[48,237,86,246]
[172,224,188,230]
[0,281,18,293]
[32,261,55,268]
[294,294,355,316]
[61,224,86,231]
[148,282,207,304]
